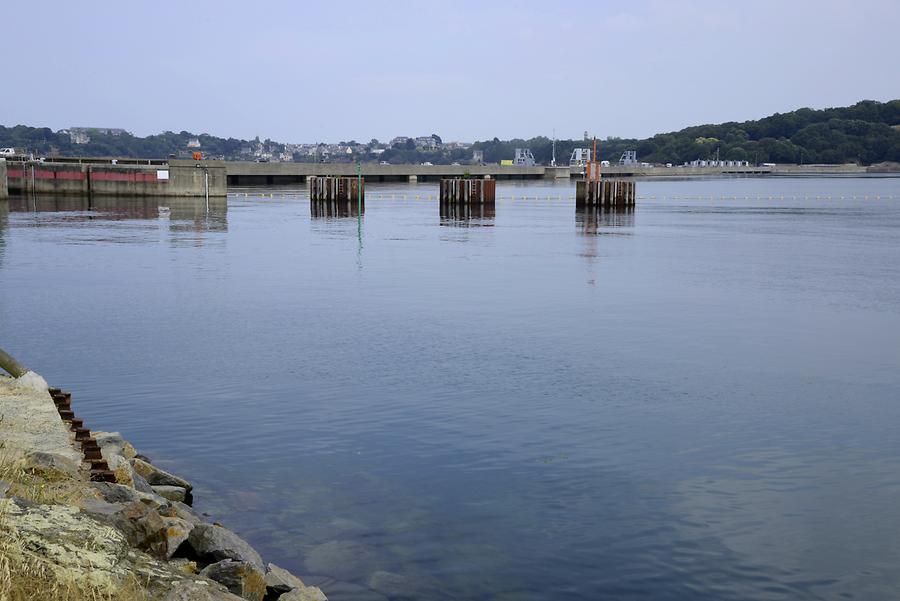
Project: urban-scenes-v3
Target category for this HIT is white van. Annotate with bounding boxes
[0,148,17,157]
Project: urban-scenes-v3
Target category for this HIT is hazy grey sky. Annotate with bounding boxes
[6,1,899,142]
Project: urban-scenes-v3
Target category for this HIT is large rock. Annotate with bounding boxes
[154,484,189,503]
[80,499,169,559]
[131,457,193,491]
[158,499,206,526]
[94,431,128,458]
[279,587,329,601]
[22,450,79,480]
[265,562,306,595]
[187,524,264,571]
[91,481,144,504]
[2,496,187,592]
[199,559,266,601]
[161,579,246,601]
[162,516,194,559]
[0,480,10,498]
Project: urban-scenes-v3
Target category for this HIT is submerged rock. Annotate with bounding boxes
[132,457,193,491]
[199,559,266,601]
[187,523,264,571]
[304,540,379,582]
[367,571,416,599]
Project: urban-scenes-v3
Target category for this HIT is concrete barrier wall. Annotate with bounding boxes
[5,161,226,197]
[0,159,7,200]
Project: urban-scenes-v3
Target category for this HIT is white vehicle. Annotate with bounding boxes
[0,147,17,157]
[422,162,433,166]
[379,160,390,165]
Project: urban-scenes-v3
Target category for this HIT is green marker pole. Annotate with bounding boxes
[356,161,362,215]
[356,161,362,241]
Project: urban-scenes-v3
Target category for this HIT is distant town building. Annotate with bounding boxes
[415,135,439,150]
[70,127,129,137]
[67,130,91,144]
[472,149,484,164]
[390,136,410,147]
[187,138,201,148]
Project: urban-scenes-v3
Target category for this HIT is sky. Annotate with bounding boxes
[4,0,899,143]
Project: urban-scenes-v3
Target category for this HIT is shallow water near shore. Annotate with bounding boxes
[2,176,900,600]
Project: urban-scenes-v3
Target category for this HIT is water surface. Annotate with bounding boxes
[2,177,900,600]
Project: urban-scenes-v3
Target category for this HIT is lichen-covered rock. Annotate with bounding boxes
[265,562,306,595]
[1,497,186,592]
[154,484,189,502]
[199,559,266,601]
[187,524,264,571]
[22,450,80,480]
[81,498,169,559]
[162,516,194,559]
[91,481,144,504]
[131,457,193,491]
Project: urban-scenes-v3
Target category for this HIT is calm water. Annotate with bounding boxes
[2,177,900,600]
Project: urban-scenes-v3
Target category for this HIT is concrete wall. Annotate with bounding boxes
[5,161,225,197]
[0,159,7,200]
[208,160,547,185]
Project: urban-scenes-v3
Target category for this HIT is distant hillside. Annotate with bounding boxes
[474,100,900,166]
[2,100,899,165]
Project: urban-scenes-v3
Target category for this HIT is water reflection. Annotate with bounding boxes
[165,198,228,234]
[439,201,495,227]
[5,196,228,233]
[576,205,634,235]
[9,196,161,219]
[310,199,363,219]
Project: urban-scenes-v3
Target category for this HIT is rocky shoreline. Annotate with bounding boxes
[0,373,327,601]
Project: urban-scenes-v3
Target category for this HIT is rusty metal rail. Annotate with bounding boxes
[48,387,115,482]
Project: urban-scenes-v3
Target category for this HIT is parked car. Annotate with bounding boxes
[379,161,390,165]
[0,147,17,157]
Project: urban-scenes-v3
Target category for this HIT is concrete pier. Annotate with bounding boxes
[439,178,496,204]
[576,179,636,207]
[308,176,365,203]
[0,159,8,200]
[5,159,225,198]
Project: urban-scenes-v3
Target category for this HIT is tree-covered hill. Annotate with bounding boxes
[473,100,900,166]
[2,99,898,165]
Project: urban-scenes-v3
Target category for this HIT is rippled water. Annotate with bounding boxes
[2,177,900,600]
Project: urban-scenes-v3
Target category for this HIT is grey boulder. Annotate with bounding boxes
[199,559,266,601]
[131,457,193,491]
[187,524,264,571]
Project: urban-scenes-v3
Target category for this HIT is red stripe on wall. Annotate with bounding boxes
[90,171,159,182]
